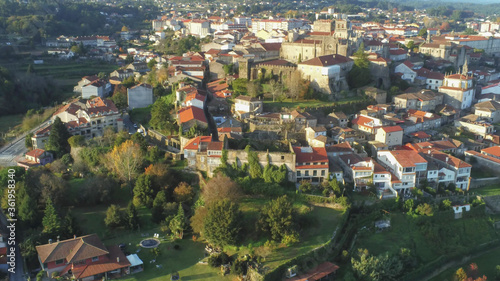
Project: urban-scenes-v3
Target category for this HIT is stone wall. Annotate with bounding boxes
[226,149,296,181]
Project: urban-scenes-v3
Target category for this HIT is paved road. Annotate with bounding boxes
[122,113,138,134]
[0,120,51,167]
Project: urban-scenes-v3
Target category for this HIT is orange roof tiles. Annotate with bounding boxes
[183,136,212,150]
[178,106,207,124]
[380,126,403,133]
[390,150,426,167]
[482,146,500,158]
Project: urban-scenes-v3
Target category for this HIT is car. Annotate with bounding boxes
[133,124,138,128]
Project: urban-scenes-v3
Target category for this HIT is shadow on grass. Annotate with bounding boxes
[181,272,219,280]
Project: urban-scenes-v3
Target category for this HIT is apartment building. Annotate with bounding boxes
[377,150,428,194]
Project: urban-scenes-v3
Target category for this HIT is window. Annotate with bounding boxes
[281,156,285,160]
[305,171,309,176]
[92,256,99,262]
[55,259,64,265]
[43,263,48,269]
[321,170,325,176]
[313,170,317,176]
[297,171,301,177]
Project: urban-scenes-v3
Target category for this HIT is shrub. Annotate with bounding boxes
[208,252,232,267]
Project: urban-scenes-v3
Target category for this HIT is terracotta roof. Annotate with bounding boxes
[380,126,403,133]
[482,146,500,158]
[207,141,223,151]
[411,131,430,139]
[36,234,108,264]
[373,161,390,174]
[475,100,500,111]
[178,106,207,124]
[429,151,471,168]
[402,60,414,69]
[260,43,282,51]
[71,245,130,279]
[183,136,212,150]
[389,49,407,55]
[352,115,377,129]
[26,149,46,158]
[416,68,444,80]
[299,54,352,67]
[293,146,328,164]
[217,127,242,133]
[390,150,426,167]
[466,150,500,165]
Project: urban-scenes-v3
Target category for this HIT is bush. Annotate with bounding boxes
[208,252,232,267]
[174,244,180,250]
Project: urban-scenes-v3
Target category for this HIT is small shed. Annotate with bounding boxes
[126,254,144,274]
[374,219,391,231]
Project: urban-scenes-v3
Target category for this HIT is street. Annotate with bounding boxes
[122,113,138,134]
[0,120,51,168]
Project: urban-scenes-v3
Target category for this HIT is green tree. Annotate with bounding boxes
[124,54,134,64]
[415,203,434,216]
[152,190,167,223]
[133,174,155,208]
[258,195,297,243]
[18,183,37,228]
[150,99,176,134]
[351,249,404,281]
[223,64,234,75]
[125,201,139,230]
[68,135,85,148]
[42,197,61,235]
[463,28,478,35]
[46,117,70,158]
[169,204,185,239]
[110,85,128,110]
[147,59,158,70]
[204,199,242,247]
[247,80,263,98]
[247,147,262,179]
[104,204,124,228]
[406,41,415,50]
[25,134,33,149]
[231,78,248,95]
[348,43,372,88]
[418,27,427,37]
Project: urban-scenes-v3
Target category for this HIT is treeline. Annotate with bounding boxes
[0,67,61,116]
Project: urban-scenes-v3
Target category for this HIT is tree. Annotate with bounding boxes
[269,79,283,102]
[351,249,404,281]
[231,78,248,95]
[223,64,234,75]
[190,206,208,235]
[108,140,144,183]
[286,70,305,101]
[202,173,242,204]
[147,59,158,70]
[440,21,451,31]
[150,99,176,134]
[463,28,478,35]
[42,197,61,235]
[247,147,262,179]
[68,135,85,148]
[416,203,434,216]
[173,182,195,203]
[110,85,128,110]
[169,204,185,239]
[124,54,134,64]
[24,134,33,149]
[18,183,37,228]
[26,64,35,74]
[46,117,70,158]
[152,190,168,223]
[125,201,139,230]
[456,268,468,281]
[133,174,155,208]
[348,43,372,89]
[406,41,415,50]
[258,195,297,243]
[418,27,428,37]
[204,199,242,247]
[247,81,262,98]
[105,204,124,228]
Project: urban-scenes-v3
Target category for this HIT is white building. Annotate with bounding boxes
[438,73,475,110]
[377,150,427,194]
[127,83,154,110]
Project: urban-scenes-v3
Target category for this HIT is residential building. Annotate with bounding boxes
[251,18,306,34]
[182,136,213,168]
[35,234,131,280]
[127,83,153,110]
[481,146,500,160]
[465,148,500,171]
[403,110,442,134]
[351,114,384,134]
[82,79,111,99]
[234,96,263,119]
[290,110,318,128]
[422,151,472,190]
[31,125,51,150]
[188,20,210,38]
[305,126,328,147]
[474,100,500,123]
[393,90,444,111]
[325,142,354,162]
[293,146,329,183]
[407,139,466,155]
[17,149,53,170]
[297,54,354,94]
[375,126,403,147]
[74,75,99,93]
[110,69,134,80]
[177,106,208,132]
[454,114,494,137]
[52,97,123,138]
[377,150,428,194]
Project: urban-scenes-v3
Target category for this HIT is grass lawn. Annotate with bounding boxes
[429,247,500,281]
[262,96,364,111]
[130,106,152,127]
[474,185,500,196]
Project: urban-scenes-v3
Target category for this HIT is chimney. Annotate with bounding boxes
[48,239,53,244]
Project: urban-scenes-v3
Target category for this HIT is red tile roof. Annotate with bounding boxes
[299,54,352,67]
[71,245,130,279]
[429,151,471,168]
[325,142,353,153]
[293,146,328,165]
[26,149,46,158]
[390,150,427,167]
[36,234,108,264]
[178,106,207,124]
[467,150,500,165]
[183,136,212,150]
[482,146,500,158]
[380,126,403,133]
[411,131,430,139]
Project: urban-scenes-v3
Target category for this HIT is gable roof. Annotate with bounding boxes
[475,100,500,111]
[183,136,212,150]
[178,106,207,124]
[293,146,328,165]
[482,146,500,157]
[299,54,352,67]
[380,126,403,133]
[36,234,108,264]
[389,150,427,167]
[26,149,46,158]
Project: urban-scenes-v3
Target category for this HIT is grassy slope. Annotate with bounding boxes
[475,185,500,196]
[0,114,23,136]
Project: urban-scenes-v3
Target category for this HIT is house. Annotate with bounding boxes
[395,61,417,83]
[339,154,374,190]
[290,110,318,128]
[403,110,442,134]
[328,112,348,128]
[127,83,154,110]
[410,131,431,143]
[183,136,213,167]
[407,139,465,155]
[217,127,243,140]
[234,96,263,119]
[393,90,444,111]
[178,106,208,132]
[389,48,408,61]
[421,150,472,190]
[82,79,111,99]
[377,150,428,194]
[52,97,123,138]
[465,148,500,171]
[481,146,500,160]
[31,124,52,150]
[351,114,384,134]
[305,127,328,147]
[74,76,99,93]
[325,142,354,161]
[375,126,403,147]
[17,149,53,170]
[110,69,134,80]
[474,100,500,123]
[297,54,354,94]
[35,234,131,280]
[416,67,445,90]
[292,146,329,183]
[454,114,494,137]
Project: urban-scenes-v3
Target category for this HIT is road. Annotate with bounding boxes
[0,120,51,167]
[122,113,138,134]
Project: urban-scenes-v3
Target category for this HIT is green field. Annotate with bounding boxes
[430,247,500,281]
[474,185,500,196]
[130,106,153,127]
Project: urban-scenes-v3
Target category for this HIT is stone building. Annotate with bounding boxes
[297,54,353,95]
